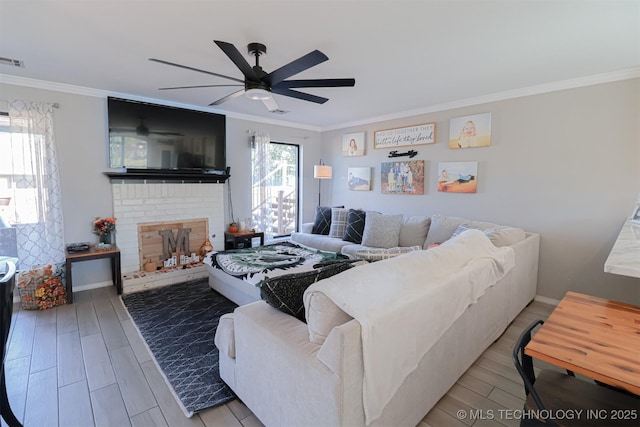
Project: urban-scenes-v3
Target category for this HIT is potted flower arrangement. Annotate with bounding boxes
[93,217,117,245]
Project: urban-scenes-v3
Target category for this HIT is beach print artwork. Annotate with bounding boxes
[381,160,424,195]
[437,162,478,193]
[449,113,491,149]
[347,167,371,191]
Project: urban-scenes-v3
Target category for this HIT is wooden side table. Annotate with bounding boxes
[65,245,122,303]
[224,231,265,250]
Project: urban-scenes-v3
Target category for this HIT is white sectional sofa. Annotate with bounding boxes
[214,214,540,427]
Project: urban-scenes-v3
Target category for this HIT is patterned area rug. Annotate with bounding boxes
[121,279,238,417]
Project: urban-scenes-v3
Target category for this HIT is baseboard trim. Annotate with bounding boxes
[13,280,113,303]
[534,295,560,306]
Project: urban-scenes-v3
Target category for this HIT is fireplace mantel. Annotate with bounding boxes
[104,170,229,183]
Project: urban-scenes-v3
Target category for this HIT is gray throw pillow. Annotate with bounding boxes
[361,212,403,248]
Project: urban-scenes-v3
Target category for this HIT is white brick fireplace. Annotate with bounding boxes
[111,182,224,292]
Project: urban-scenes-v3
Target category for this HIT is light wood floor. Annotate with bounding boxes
[3,285,556,427]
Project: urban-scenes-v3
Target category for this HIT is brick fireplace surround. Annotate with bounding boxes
[111,182,224,293]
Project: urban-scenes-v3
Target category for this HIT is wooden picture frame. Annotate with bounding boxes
[374,123,436,149]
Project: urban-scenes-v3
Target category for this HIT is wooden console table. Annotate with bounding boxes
[65,246,122,303]
[525,291,640,395]
[224,231,264,250]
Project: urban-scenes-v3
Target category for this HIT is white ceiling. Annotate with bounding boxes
[1,0,638,131]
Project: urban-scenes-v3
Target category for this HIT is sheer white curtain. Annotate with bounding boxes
[5,100,65,268]
[250,132,273,240]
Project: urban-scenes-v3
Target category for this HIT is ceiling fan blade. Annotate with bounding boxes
[149,58,244,83]
[214,40,259,81]
[209,90,245,106]
[159,84,243,90]
[274,78,355,89]
[262,96,280,112]
[271,87,328,104]
[265,50,329,86]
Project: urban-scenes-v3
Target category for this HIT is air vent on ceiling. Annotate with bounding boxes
[0,57,25,68]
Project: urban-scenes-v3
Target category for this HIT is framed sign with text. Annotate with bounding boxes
[374,122,436,149]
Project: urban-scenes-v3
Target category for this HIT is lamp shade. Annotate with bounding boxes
[314,165,332,179]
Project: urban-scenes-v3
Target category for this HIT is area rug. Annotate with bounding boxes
[121,279,238,417]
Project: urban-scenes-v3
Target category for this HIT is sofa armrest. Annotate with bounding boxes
[214,313,236,358]
[300,222,314,233]
[316,319,362,375]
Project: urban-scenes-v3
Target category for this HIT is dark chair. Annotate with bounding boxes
[1,261,22,427]
[513,320,639,426]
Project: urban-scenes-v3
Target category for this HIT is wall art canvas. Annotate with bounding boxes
[342,132,366,156]
[381,160,424,195]
[374,123,436,149]
[449,113,491,149]
[348,167,371,191]
[437,162,478,193]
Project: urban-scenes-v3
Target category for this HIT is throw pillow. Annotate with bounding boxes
[328,207,349,238]
[451,223,526,247]
[342,209,366,243]
[398,216,431,247]
[355,245,422,262]
[260,261,355,322]
[361,212,403,248]
[311,206,332,235]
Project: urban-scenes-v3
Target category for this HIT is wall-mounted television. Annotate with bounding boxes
[107,97,226,174]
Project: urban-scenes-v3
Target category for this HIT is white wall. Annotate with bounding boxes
[321,79,640,304]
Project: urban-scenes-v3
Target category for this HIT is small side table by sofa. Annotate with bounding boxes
[65,245,122,303]
[224,231,265,250]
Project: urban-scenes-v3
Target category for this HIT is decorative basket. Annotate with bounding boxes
[17,263,67,310]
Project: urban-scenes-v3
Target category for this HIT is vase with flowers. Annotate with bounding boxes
[93,217,117,246]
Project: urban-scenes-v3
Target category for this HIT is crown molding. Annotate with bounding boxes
[2,67,638,133]
[0,74,322,132]
[321,67,640,131]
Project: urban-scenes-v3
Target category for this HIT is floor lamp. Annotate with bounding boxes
[313,163,333,206]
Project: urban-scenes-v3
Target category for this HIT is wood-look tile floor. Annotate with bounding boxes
[3,285,556,427]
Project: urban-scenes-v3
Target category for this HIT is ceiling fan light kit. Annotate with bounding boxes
[245,88,271,101]
[150,40,355,111]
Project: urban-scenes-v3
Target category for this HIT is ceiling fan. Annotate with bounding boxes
[110,118,183,137]
[149,40,355,112]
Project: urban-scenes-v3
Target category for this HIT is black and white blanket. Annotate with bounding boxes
[204,242,344,286]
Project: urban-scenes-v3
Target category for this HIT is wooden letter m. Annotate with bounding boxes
[158,228,191,260]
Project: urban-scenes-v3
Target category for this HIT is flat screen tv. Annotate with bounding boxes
[107,97,226,173]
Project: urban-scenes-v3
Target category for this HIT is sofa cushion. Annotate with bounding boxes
[311,206,333,235]
[342,209,366,244]
[290,232,354,253]
[328,207,349,238]
[451,224,526,247]
[361,212,403,248]
[425,214,500,247]
[260,261,355,322]
[306,292,354,345]
[398,216,431,247]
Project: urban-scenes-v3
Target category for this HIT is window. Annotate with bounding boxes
[251,141,299,240]
[0,102,65,268]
